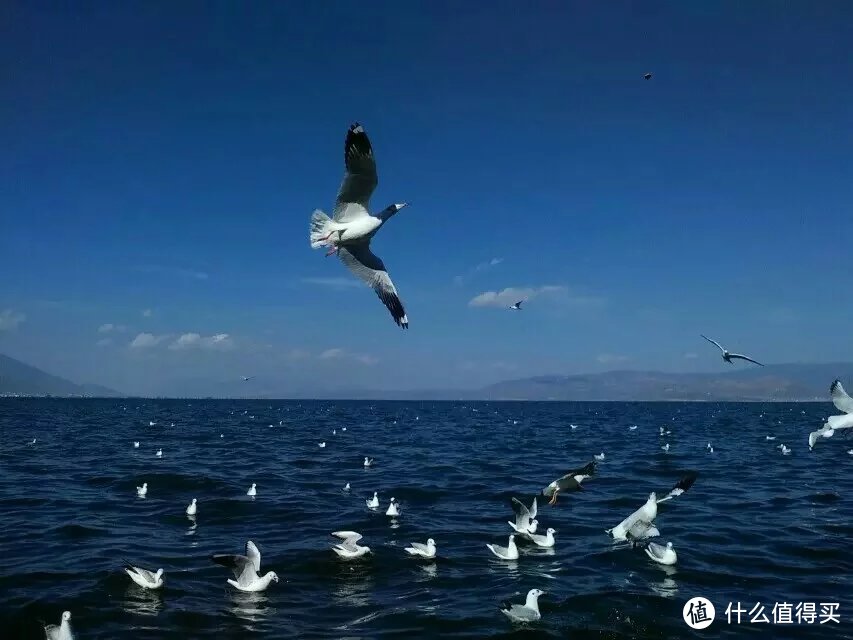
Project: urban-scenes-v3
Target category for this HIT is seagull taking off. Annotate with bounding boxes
[331,531,371,559]
[509,301,523,310]
[827,379,853,430]
[508,497,538,534]
[212,540,279,592]
[43,611,73,640]
[124,563,164,589]
[405,538,436,558]
[541,460,595,505]
[607,473,698,541]
[309,122,409,328]
[487,534,519,560]
[700,335,764,366]
[499,589,544,623]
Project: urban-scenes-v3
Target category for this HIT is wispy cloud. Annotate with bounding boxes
[319,347,378,365]
[97,323,127,334]
[129,332,167,349]
[136,265,209,281]
[454,257,504,286]
[468,285,568,308]
[0,309,26,331]
[142,309,153,318]
[300,277,362,289]
[169,333,234,351]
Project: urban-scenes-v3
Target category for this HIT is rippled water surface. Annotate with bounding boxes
[1,399,852,639]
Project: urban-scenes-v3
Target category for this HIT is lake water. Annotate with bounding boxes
[1,399,851,639]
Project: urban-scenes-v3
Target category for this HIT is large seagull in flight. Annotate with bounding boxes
[310,123,409,328]
[700,335,764,366]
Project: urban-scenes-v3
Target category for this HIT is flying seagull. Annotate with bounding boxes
[508,497,538,534]
[309,122,409,328]
[509,301,523,310]
[211,540,279,592]
[644,72,653,80]
[241,376,254,381]
[810,379,853,449]
[607,473,698,541]
[541,460,596,505]
[700,335,764,366]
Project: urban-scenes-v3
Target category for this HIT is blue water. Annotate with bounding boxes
[1,399,851,639]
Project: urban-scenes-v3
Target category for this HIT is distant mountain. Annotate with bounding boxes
[320,363,853,401]
[0,353,122,397]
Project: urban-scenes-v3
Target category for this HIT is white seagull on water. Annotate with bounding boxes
[211,540,278,592]
[487,534,519,560]
[366,491,379,509]
[309,122,409,328]
[124,563,164,589]
[43,611,73,640]
[700,335,764,366]
[136,482,147,497]
[499,589,544,623]
[405,538,437,558]
[331,531,371,559]
[385,497,400,517]
[186,498,197,516]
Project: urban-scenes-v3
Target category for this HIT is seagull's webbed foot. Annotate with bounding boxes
[548,490,559,506]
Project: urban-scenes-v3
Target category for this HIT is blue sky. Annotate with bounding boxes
[2,1,852,396]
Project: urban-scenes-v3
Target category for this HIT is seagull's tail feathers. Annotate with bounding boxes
[310,209,333,248]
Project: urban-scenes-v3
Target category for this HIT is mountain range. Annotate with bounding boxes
[0,352,850,401]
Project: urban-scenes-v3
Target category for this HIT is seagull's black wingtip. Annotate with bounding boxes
[831,379,841,393]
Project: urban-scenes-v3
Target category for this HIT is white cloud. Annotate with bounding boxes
[319,347,377,365]
[96,337,113,347]
[454,257,504,285]
[130,332,166,349]
[301,277,362,289]
[468,285,567,308]
[683,352,699,360]
[596,354,630,365]
[169,332,234,351]
[142,309,153,318]
[0,309,26,331]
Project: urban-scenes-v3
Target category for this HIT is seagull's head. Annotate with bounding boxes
[547,528,556,535]
[648,492,657,503]
[427,538,435,547]
[267,571,279,583]
[61,611,71,623]
[155,568,164,580]
[530,589,545,599]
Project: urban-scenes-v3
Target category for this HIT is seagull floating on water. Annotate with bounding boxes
[246,483,257,497]
[212,540,278,592]
[155,449,162,458]
[487,534,519,560]
[133,441,139,448]
[136,482,147,497]
[607,473,698,541]
[542,460,595,505]
[700,335,764,366]
[661,443,670,452]
[363,456,373,467]
[186,498,197,516]
[629,425,638,431]
[343,482,350,492]
[405,538,436,558]
[124,563,164,589]
[766,435,776,440]
[778,444,791,455]
[43,610,73,640]
[366,491,379,509]
[525,527,556,548]
[149,421,156,426]
[508,497,538,534]
[331,531,371,559]
[499,589,544,623]
[634,540,677,565]
[509,300,523,310]
[319,442,326,448]
[594,452,605,461]
[309,122,409,328]
[385,497,400,517]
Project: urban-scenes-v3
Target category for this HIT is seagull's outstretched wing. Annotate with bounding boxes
[211,553,259,586]
[511,497,533,520]
[124,561,158,584]
[728,353,764,366]
[515,301,523,308]
[409,542,431,554]
[700,335,725,353]
[830,379,853,414]
[338,245,408,328]
[657,472,698,503]
[334,123,377,222]
[331,531,363,551]
[246,541,261,573]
